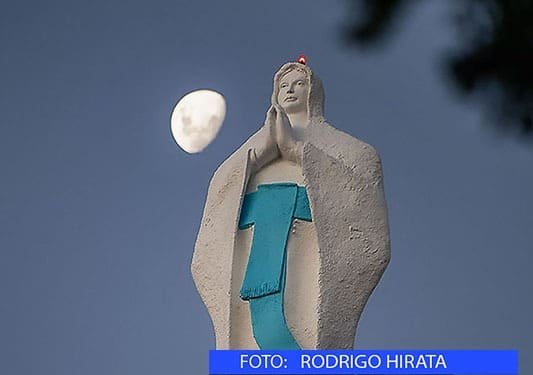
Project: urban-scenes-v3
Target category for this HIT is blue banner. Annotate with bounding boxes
[209,350,518,374]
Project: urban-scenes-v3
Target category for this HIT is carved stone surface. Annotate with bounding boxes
[191,61,390,349]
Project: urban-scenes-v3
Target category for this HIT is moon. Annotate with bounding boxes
[170,90,226,153]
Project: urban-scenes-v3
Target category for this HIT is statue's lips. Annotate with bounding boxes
[284,97,297,102]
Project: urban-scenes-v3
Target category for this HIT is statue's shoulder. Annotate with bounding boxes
[309,122,382,173]
[210,125,268,184]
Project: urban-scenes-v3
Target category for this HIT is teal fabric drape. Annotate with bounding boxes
[239,183,312,349]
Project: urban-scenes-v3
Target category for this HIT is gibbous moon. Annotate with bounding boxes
[170,90,226,153]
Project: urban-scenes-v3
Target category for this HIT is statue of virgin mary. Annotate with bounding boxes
[191,58,390,350]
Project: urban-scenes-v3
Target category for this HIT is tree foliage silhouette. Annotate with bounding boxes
[344,0,533,135]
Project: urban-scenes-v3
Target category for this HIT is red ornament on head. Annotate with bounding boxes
[297,54,307,65]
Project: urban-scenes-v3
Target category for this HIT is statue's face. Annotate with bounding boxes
[277,69,308,114]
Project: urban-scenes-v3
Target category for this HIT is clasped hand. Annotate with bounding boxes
[265,105,303,165]
[250,105,303,172]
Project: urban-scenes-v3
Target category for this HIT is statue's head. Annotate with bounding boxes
[272,60,325,120]
[277,65,309,115]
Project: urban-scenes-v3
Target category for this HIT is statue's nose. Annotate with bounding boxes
[287,87,294,93]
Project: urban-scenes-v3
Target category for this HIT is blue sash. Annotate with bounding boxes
[239,183,312,349]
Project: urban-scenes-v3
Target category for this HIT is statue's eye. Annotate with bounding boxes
[281,83,288,88]
[297,80,304,86]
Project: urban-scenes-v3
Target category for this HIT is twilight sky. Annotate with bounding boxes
[1,1,531,374]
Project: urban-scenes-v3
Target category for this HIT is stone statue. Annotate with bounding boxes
[191,58,390,350]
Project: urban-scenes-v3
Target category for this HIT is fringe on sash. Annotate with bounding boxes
[240,281,281,300]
